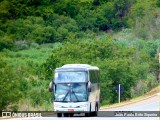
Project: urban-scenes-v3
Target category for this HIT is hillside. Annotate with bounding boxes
[0,0,160,50]
[0,0,160,111]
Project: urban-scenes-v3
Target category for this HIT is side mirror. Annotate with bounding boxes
[49,81,54,92]
[88,82,91,92]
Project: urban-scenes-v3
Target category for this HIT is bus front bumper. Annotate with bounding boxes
[54,102,89,113]
[54,107,89,113]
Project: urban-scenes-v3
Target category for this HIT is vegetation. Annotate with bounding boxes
[0,0,160,110]
[41,37,159,105]
[0,59,21,111]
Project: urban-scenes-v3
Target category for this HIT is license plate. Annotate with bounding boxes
[68,109,74,112]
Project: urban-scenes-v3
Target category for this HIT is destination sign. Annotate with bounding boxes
[54,72,87,83]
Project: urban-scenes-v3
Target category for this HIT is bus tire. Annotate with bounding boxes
[57,113,62,117]
[85,112,90,117]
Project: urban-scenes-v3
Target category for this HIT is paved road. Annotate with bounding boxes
[101,93,159,111]
[1,93,160,120]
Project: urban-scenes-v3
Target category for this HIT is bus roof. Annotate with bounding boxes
[55,64,99,72]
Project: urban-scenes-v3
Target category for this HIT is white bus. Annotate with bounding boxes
[49,64,100,117]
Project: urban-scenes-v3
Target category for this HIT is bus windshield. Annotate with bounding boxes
[54,71,88,83]
[54,83,88,102]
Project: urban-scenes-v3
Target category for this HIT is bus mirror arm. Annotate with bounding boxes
[49,81,54,92]
[88,87,91,92]
[88,82,91,92]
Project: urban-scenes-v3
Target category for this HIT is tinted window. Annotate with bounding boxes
[89,70,98,83]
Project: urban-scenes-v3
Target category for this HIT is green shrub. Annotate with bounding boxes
[30,43,39,49]
[131,80,148,98]
[0,59,21,111]
[0,36,14,51]
[146,73,159,89]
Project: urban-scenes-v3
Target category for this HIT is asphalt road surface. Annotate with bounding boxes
[1,93,160,120]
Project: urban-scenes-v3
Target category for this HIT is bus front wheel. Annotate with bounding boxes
[85,112,90,117]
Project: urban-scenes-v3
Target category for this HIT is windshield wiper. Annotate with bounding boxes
[62,89,79,102]
[72,90,79,102]
[62,90,70,102]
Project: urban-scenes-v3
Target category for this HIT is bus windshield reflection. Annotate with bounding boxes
[54,83,88,102]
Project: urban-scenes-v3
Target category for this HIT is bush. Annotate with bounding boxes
[0,36,14,51]
[131,80,148,98]
[14,41,29,50]
[146,73,159,89]
[28,26,56,44]
[30,43,39,49]
[29,88,42,107]
[0,59,21,111]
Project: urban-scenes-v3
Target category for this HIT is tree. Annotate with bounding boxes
[129,0,160,39]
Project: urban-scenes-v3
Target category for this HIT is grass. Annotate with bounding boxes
[2,43,63,66]
[101,86,160,109]
[18,99,53,111]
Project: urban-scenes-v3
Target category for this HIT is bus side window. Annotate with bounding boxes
[95,70,99,82]
[89,71,97,83]
[89,71,92,83]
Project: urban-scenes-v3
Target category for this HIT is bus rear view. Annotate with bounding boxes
[49,64,100,117]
